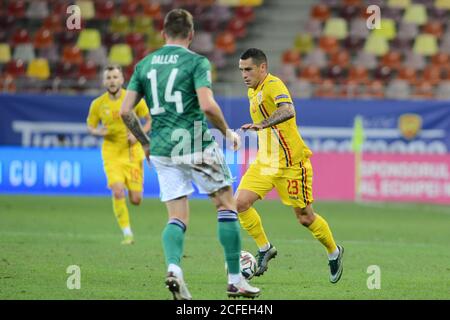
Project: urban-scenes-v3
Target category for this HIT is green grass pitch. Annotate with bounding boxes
[0,195,449,300]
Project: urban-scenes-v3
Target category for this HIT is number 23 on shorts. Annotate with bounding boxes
[287,179,299,195]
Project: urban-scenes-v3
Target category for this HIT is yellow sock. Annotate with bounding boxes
[238,207,270,249]
[112,197,130,230]
[307,214,337,254]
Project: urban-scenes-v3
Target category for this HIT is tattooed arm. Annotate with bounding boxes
[241,103,295,131]
[120,90,151,159]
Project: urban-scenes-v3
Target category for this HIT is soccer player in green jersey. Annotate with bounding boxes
[120,9,260,300]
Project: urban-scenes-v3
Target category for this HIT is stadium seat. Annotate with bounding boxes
[348,66,369,84]
[364,80,385,99]
[278,64,297,83]
[315,79,336,98]
[62,46,83,65]
[86,46,108,67]
[110,16,131,35]
[354,51,377,70]
[26,1,49,19]
[95,0,115,19]
[440,34,450,54]
[133,16,154,35]
[303,19,322,39]
[215,32,236,55]
[0,74,17,93]
[435,0,450,9]
[364,33,389,56]
[343,36,365,53]
[380,51,402,70]
[208,50,226,69]
[147,32,164,51]
[373,66,394,83]
[26,58,50,80]
[108,44,133,66]
[299,65,322,84]
[39,46,59,64]
[397,66,418,84]
[412,81,434,99]
[303,48,327,68]
[349,18,370,39]
[43,15,63,33]
[386,79,411,99]
[319,36,339,54]
[57,32,78,46]
[330,50,350,68]
[5,60,26,78]
[403,51,426,70]
[8,1,26,18]
[422,65,442,85]
[338,5,361,21]
[125,32,145,48]
[103,32,124,48]
[310,4,331,22]
[390,37,413,54]
[121,2,139,17]
[326,65,346,82]
[387,0,411,8]
[235,6,255,23]
[397,22,419,41]
[190,32,214,55]
[13,44,35,62]
[75,1,95,20]
[11,29,31,46]
[78,60,98,80]
[383,7,403,22]
[323,18,348,40]
[77,29,102,51]
[436,81,450,100]
[0,43,12,63]
[227,18,247,39]
[290,79,313,98]
[294,33,314,54]
[413,34,438,56]
[54,62,77,78]
[281,49,301,66]
[34,28,53,49]
[372,19,397,40]
[403,4,428,25]
[422,21,443,37]
[428,7,448,23]
[431,53,450,70]
[143,2,162,19]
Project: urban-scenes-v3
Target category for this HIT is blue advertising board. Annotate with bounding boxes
[1,94,449,154]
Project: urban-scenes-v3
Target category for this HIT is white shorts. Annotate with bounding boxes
[150,143,234,202]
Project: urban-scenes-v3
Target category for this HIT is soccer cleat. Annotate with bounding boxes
[329,245,344,284]
[121,235,134,245]
[227,278,260,299]
[165,272,192,300]
[253,244,277,277]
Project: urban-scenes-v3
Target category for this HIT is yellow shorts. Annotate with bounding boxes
[104,160,144,192]
[238,159,314,208]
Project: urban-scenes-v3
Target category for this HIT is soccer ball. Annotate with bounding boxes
[240,250,257,279]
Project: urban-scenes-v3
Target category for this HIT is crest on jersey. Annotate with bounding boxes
[398,113,422,140]
[257,91,263,104]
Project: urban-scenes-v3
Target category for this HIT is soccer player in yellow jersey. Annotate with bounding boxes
[237,48,344,283]
[87,65,151,245]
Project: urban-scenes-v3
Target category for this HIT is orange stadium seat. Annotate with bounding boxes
[227,18,247,39]
[330,50,350,68]
[310,4,331,22]
[364,80,385,99]
[42,16,64,34]
[299,65,322,84]
[422,65,442,85]
[380,51,402,70]
[281,49,301,66]
[315,79,336,98]
[412,81,434,99]
[348,66,369,85]
[143,2,162,19]
[319,36,339,54]
[34,28,54,50]
[62,46,83,65]
[95,0,115,20]
[215,32,236,55]
[397,66,418,85]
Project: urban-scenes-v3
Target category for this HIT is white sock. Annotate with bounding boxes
[122,227,133,236]
[328,248,339,260]
[259,243,271,252]
[228,273,241,285]
[168,264,183,279]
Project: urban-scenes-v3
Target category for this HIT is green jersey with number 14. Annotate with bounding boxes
[127,44,214,157]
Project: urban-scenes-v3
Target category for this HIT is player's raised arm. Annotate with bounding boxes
[197,86,241,150]
[120,90,151,158]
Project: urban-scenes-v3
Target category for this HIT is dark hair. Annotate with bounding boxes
[164,9,194,39]
[240,48,268,66]
[104,64,122,73]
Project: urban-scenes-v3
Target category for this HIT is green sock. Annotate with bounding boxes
[217,210,241,274]
[162,220,186,266]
